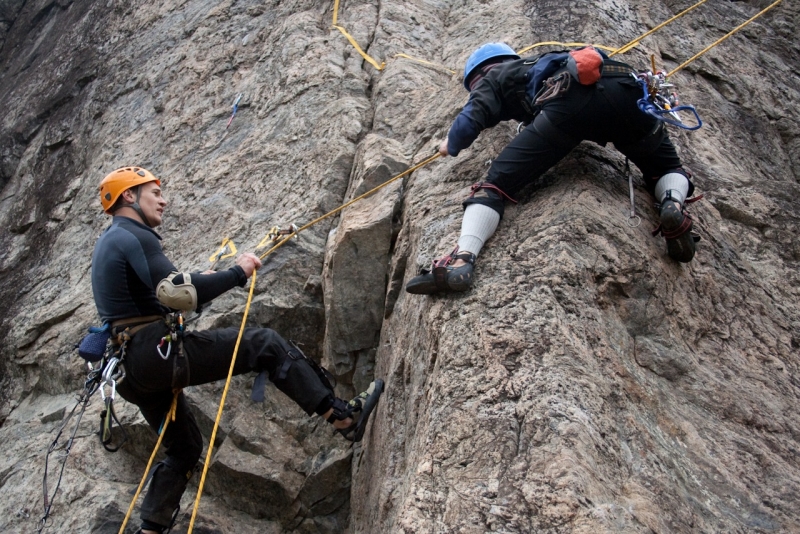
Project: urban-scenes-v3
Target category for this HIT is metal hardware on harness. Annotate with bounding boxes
[634,71,702,130]
[101,356,125,388]
[158,311,185,360]
[158,336,173,360]
[533,71,571,106]
[100,378,117,402]
[100,355,125,403]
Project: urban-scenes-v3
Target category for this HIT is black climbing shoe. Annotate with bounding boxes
[405,248,476,294]
[334,379,384,442]
[654,200,699,263]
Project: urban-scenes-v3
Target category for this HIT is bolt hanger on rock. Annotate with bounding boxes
[225,93,243,129]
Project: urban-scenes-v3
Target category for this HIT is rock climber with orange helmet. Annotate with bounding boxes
[92,167,384,534]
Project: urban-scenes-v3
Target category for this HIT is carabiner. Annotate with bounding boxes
[100,379,116,402]
[157,337,172,360]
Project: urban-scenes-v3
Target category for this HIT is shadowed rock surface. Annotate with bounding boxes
[1,0,798,532]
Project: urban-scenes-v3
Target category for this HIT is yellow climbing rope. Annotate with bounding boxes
[610,0,710,57]
[118,391,180,534]
[517,41,616,56]
[186,151,441,531]
[186,268,257,532]
[258,152,442,260]
[333,25,386,70]
[394,53,456,75]
[668,0,782,76]
[331,0,385,70]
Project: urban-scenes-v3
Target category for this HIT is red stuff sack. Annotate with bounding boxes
[566,47,604,85]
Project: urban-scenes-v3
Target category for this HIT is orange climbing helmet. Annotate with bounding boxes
[99,167,160,214]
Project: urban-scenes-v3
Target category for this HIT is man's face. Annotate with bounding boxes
[135,181,167,226]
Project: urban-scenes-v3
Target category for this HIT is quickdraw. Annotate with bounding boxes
[99,353,128,453]
[161,312,191,390]
[634,69,702,130]
[268,223,299,242]
[257,223,299,250]
[225,93,243,129]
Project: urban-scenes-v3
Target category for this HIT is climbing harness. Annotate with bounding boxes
[225,94,243,129]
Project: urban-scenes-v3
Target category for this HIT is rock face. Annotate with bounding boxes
[1,0,799,533]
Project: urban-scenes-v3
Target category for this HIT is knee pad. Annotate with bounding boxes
[156,272,198,311]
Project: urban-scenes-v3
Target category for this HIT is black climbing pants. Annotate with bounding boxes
[465,74,690,217]
[116,320,334,528]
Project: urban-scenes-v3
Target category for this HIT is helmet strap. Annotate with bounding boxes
[119,186,154,227]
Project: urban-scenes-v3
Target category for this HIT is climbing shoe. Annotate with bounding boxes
[330,379,385,442]
[653,200,700,263]
[405,248,476,294]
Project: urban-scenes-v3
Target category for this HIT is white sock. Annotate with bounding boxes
[457,204,500,258]
[655,172,690,205]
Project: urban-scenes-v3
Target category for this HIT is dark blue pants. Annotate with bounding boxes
[466,75,692,217]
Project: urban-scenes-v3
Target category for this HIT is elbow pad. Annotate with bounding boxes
[156,272,198,311]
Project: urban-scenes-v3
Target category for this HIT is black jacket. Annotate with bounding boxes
[91,216,246,322]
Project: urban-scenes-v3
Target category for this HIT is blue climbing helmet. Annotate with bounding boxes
[463,42,520,91]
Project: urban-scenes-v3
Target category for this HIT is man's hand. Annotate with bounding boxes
[236,253,262,278]
[439,139,450,157]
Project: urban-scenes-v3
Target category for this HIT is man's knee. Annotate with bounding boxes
[253,336,333,415]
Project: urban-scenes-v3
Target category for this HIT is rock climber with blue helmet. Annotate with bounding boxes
[406,43,699,295]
